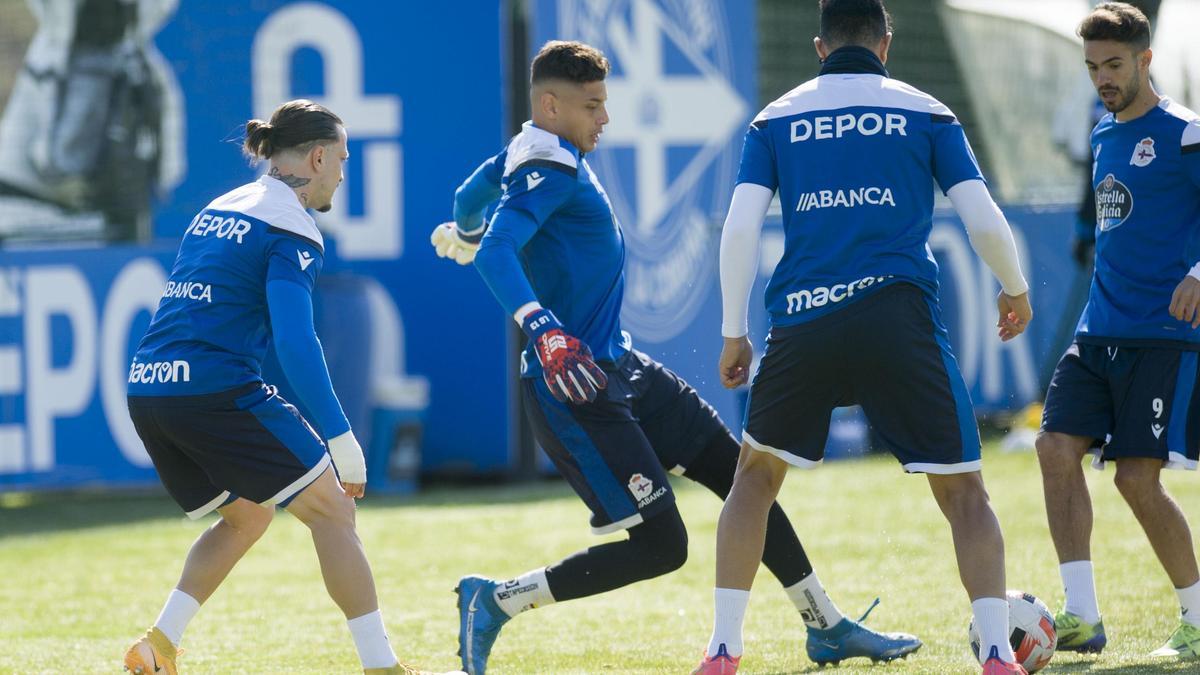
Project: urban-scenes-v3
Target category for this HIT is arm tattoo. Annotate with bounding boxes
[269,166,311,188]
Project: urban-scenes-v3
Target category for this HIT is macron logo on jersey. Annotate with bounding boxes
[128,359,191,384]
[786,275,891,314]
[795,186,896,212]
[526,171,546,191]
[297,250,314,271]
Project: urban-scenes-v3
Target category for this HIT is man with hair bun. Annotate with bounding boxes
[1037,1,1200,660]
[122,99,459,675]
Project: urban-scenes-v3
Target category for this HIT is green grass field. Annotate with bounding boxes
[2,446,1198,674]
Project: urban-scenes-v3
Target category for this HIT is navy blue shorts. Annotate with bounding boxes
[127,383,332,518]
[1042,342,1200,469]
[743,283,981,473]
[522,350,728,535]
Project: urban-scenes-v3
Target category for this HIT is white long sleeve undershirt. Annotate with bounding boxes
[946,179,1029,297]
[719,183,774,338]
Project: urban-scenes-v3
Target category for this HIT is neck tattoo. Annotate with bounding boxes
[269,166,311,188]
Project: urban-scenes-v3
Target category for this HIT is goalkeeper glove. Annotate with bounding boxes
[327,430,367,485]
[522,308,608,404]
[430,222,483,265]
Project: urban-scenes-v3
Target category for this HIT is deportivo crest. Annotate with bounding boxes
[1130,137,1156,167]
[557,0,751,342]
[627,473,653,500]
[1095,173,1133,231]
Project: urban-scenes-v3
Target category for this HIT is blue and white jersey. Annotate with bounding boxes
[469,121,631,376]
[737,48,983,327]
[129,175,325,395]
[1077,98,1200,347]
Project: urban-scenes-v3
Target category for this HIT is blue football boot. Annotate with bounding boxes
[455,575,511,675]
[806,598,923,666]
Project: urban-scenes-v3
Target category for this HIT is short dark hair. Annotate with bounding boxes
[1078,2,1151,51]
[243,99,343,160]
[531,40,610,85]
[819,0,892,49]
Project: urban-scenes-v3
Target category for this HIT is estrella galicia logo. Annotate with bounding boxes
[556,0,751,341]
[1095,172,1133,231]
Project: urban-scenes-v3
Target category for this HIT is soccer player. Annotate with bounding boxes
[122,100,450,675]
[432,40,922,675]
[692,1,1034,673]
[1036,2,1200,659]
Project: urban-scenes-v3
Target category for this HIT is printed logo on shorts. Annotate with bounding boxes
[628,472,668,509]
[1095,173,1133,232]
[1130,137,1156,167]
[628,473,653,500]
[1151,423,1164,439]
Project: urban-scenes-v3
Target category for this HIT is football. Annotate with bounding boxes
[968,590,1057,673]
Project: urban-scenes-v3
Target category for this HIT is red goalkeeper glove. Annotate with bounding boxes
[522,308,607,404]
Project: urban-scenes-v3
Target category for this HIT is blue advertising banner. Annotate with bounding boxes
[148,1,513,473]
[0,0,1093,492]
[532,0,760,428]
[0,246,176,489]
[0,1,514,491]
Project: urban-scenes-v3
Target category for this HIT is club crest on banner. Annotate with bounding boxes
[555,0,750,341]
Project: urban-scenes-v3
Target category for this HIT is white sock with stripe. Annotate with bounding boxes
[493,567,556,617]
[972,597,1016,663]
[706,588,751,658]
[784,573,846,630]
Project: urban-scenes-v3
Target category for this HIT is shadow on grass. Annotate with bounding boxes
[764,663,1195,675]
[1084,664,1200,673]
[0,476,585,540]
[0,489,181,539]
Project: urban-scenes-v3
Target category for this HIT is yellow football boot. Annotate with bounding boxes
[123,627,181,675]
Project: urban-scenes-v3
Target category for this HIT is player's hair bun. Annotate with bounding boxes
[242,101,342,161]
[243,119,275,159]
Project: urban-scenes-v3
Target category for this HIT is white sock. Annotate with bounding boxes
[492,567,556,617]
[1060,560,1101,623]
[153,589,200,647]
[784,573,846,630]
[972,597,1015,663]
[347,610,398,669]
[706,588,751,658]
[1177,579,1200,627]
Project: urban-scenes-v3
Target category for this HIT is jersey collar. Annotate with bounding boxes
[526,120,583,159]
[819,46,889,77]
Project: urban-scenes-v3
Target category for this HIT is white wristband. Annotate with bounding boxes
[327,431,367,484]
[1188,261,1200,281]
